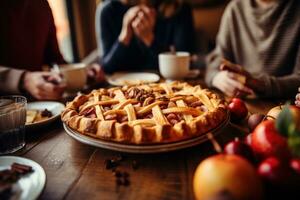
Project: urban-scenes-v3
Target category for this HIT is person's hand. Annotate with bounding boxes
[87,63,105,83]
[212,70,254,98]
[219,59,266,95]
[132,6,156,46]
[119,6,141,45]
[23,71,65,100]
[295,87,300,107]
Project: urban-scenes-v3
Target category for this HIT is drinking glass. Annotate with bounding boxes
[0,96,27,154]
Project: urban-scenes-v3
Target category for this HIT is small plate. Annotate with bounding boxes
[0,156,46,200]
[107,72,160,86]
[26,101,65,128]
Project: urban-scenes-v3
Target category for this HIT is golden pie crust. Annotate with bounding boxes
[61,82,227,144]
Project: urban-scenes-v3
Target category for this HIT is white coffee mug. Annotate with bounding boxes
[59,63,87,92]
[159,52,190,80]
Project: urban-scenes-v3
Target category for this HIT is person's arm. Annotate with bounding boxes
[44,1,65,65]
[96,3,137,74]
[255,45,300,98]
[0,66,65,100]
[0,66,25,94]
[205,4,234,87]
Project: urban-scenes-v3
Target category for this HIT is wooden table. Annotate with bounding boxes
[15,97,278,200]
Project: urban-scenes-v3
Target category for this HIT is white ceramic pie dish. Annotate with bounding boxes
[63,112,229,154]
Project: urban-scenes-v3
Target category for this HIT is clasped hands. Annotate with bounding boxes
[119,5,156,47]
[212,59,264,98]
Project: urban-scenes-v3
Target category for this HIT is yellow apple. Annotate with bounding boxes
[267,105,300,129]
[266,105,283,120]
[193,154,263,200]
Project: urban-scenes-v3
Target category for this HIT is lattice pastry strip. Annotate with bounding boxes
[93,92,104,120]
[176,99,194,122]
[152,105,169,125]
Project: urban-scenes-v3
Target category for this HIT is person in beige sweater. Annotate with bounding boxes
[205,0,300,98]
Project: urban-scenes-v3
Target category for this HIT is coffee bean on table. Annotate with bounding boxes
[104,159,118,170]
[132,160,139,170]
[122,178,130,186]
[115,154,124,162]
[113,170,122,178]
[116,178,122,186]
[122,172,129,178]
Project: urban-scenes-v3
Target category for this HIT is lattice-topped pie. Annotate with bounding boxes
[61,82,227,144]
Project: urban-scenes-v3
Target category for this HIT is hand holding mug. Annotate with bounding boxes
[23,71,65,100]
[87,63,105,83]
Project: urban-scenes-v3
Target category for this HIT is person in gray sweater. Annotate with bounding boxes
[205,0,300,98]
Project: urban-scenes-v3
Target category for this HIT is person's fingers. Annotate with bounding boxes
[296,93,300,101]
[139,5,152,16]
[86,64,105,83]
[220,59,249,77]
[235,90,251,99]
[295,100,300,107]
[132,18,144,35]
[87,65,97,78]
[227,72,246,84]
[226,77,254,95]
[139,6,155,27]
[222,58,243,71]
[46,74,63,85]
[124,6,140,28]
[136,15,146,30]
[37,81,64,100]
[138,11,150,27]
[222,84,236,97]
[220,63,244,75]
[87,68,96,78]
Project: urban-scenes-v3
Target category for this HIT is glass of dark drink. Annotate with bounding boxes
[0,96,27,155]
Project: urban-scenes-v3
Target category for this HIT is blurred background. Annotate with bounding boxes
[48,0,229,63]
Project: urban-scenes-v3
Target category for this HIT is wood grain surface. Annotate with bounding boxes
[15,98,278,200]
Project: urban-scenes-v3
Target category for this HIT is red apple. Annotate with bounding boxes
[251,120,290,160]
[228,98,248,122]
[258,157,294,186]
[193,154,263,200]
[290,158,300,174]
[224,138,255,163]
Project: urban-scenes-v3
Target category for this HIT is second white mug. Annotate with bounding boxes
[59,63,87,92]
[159,52,190,80]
